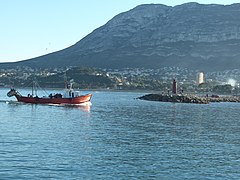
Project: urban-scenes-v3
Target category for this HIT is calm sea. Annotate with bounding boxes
[0,88,240,179]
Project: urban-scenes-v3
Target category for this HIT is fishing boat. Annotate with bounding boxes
[7,80,92,105]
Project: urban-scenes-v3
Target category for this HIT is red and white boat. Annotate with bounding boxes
[7,82,92,106]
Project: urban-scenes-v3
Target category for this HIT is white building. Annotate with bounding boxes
[197,72,204,85]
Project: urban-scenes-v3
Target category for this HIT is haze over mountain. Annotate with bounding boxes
[2,2,240,71]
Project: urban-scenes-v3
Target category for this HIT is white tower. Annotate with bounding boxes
[197,72,204,85]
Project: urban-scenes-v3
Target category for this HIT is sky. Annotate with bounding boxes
[0,0,239,62]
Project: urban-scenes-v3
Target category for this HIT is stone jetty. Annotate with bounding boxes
[138,94,240,104]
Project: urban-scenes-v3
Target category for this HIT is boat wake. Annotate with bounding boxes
[48,101,92,107]
[47,102,91,112]
[0,100,19,104]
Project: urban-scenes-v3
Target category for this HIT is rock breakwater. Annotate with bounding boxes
[138,94,240,104]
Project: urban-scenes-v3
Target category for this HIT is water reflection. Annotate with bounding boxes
[63,104,91,112]
[4,100,91,113]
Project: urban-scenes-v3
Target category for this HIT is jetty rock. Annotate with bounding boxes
[138,94,240,104]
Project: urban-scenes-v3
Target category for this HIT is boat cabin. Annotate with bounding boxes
[63,89,80,98]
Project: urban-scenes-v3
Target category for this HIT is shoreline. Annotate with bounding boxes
[1,87,160,94]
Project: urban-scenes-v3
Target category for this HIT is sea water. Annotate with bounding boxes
[0,88,240,179]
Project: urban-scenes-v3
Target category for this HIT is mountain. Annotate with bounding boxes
[2,2,240,71]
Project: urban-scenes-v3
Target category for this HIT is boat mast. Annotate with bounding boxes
[32,81,34,96]
[64,72,68,89]
[31,79,38,96]
[34,81,37,96]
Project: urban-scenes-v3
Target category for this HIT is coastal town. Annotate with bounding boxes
[1,66,240,95]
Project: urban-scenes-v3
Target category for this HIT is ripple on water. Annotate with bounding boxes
[0,90,240,179]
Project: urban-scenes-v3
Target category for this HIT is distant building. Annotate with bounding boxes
[197,72,204,85]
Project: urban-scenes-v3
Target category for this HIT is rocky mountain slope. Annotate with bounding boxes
[2,2,240,71]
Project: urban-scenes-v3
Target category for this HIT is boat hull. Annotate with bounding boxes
[15,94,92,105]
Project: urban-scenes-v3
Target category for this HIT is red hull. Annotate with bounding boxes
[15,94,92,105]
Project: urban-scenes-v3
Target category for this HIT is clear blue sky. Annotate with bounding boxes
[0,0,239,62]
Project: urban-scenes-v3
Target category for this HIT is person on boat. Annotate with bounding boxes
[54,93,62,98]
[49,93,53,98]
